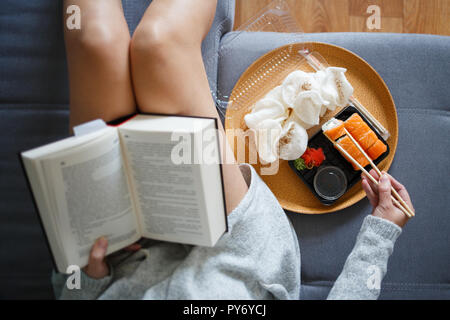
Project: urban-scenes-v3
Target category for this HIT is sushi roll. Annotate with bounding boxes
[367,139,387,161]
[345,113,379,150]
[336,135,370,170]
[355,130,378,150]
[344,113,366,134]
[322,118,346,141]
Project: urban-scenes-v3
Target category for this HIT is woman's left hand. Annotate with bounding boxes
[83,237,142,279]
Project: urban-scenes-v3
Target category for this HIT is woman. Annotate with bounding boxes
[53,0,414,300]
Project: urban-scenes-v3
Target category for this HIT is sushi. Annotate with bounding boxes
[367,139,387,160]
[323,113,387,170]
[322,118,346,141]
[345,113,380,152]
[355,130,379,150]
[344,113,367,134]
[336,135,370,170]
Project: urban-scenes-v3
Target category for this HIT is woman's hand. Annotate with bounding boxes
[361,170,415,228]
[83,237,142,279]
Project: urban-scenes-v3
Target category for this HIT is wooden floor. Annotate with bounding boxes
[235,0,450,36]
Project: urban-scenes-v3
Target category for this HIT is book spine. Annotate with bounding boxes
[214,117,229,233]
[18,153,59,272]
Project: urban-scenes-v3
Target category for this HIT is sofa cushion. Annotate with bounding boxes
[217,32,450,299]
[0,0,235,299]
[0,106,69,299]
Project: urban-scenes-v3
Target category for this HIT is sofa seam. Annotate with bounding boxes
[301,281,450,288]
[397,108,450,116]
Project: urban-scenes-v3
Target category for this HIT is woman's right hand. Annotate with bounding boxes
[361,170,415,228]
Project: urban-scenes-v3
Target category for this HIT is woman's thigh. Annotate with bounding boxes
[130,0,218,117]
[63,0,136,130]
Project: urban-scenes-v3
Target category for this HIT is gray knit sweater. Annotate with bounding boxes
[52,164,402,300]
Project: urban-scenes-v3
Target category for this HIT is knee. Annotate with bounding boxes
[66,20,130,59]
[130,19,188,59]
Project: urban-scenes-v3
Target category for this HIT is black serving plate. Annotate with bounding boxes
[288,105,390,206]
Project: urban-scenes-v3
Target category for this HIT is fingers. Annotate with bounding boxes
[377,172,393,209]
[361,175,378,207]
[369,169,380,180]
[89,236,108,263]
[84,236,109,279]
[365,169,380,194]
[362,179,377,207]
[362,169,379,193]
[386,173,415,213]
[124,243,142,252]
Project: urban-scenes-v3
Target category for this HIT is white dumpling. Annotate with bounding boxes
[316,67,354,109]
[261,86,291,116]
[320,105,328,117]
[285,111,315,130]
[281,70,318,108]
[279,121,308,161]
[329,67,354,107]
[314,69,338,109]
[264,85,283,103]
[292,90,328,126]
[244,98,286,129]
[254,119,283,164]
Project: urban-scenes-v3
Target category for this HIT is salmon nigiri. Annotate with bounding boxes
[367,139,387,160]
[336,135,370,170]
[355,130,378,150]
[345,113,379,150]
[322,118,346,141]
[344,113,367,134]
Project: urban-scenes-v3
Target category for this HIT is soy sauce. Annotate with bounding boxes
[313,166,347,201]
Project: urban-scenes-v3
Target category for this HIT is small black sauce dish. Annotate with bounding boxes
[313,166,348,201]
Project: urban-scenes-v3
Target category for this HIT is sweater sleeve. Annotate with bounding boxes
[52,263,114,300]
[327,215,402,300]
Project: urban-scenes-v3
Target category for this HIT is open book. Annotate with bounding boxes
[20,114,227,273]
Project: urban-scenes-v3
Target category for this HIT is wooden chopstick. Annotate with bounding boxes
[342,128,415,217]
[324,134,412,218]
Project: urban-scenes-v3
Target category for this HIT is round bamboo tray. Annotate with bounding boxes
[224,42,398,214]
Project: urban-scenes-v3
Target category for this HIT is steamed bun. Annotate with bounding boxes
[279,121,308,161]
[244,97,286,129]
[293,90,328,126]
[281,71,319,108]
[285,111,315,130]
[315,67,354,109]
[254,119,283,164]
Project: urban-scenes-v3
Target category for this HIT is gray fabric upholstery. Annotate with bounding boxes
[0,0,234,299]
[217,32,450,299]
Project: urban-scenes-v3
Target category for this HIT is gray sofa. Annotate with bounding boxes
[1,0,449,299]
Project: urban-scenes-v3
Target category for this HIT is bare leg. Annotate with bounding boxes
[64,0,136,130]
[130,0,248,214]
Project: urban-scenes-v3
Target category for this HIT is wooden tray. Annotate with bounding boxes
[224,42,398,214]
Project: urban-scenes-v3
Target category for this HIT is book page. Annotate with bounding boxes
[41,128,140,267]
[119,128,211,246]
[22,127,121,272]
